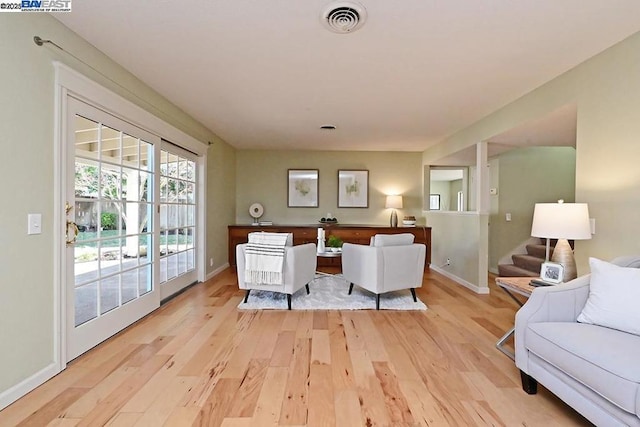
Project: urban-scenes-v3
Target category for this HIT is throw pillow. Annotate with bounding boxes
[577,257,640,335]
[370,233,415,247]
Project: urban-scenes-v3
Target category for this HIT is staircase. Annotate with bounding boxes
[498,240,554,277]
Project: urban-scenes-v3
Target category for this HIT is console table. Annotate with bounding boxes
[228,224,431,270]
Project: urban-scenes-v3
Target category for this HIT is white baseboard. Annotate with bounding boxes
[205,263,229,281]
[0,362,60,411]
[430,265,490,294]
[489,267,499,275]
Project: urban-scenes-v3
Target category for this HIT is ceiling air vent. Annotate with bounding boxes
[321,2,367,34]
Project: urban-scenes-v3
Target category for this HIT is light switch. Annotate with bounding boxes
[28,213,42,235]
[505,213,512,222]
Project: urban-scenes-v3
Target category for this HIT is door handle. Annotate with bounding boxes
[65,202,78,245]
[66,220,79,245]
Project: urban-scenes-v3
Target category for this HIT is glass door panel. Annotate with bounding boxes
[158,146,198,298]
[67,98,159,361]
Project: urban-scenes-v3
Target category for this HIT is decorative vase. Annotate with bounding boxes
[317,237,325,254]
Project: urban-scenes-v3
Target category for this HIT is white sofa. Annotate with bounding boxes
[515,255,640,427]
[341,233,426,310]
[236,237,316,310]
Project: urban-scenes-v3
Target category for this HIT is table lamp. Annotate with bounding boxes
[385,195,403,227]
[531,200,591,282]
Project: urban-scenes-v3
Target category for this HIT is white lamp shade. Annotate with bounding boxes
[531,202,591,240]
[385,195,403,209]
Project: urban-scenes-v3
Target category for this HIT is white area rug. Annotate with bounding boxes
[238,275,427,311]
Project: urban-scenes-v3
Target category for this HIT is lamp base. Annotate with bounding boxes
[390,210,398,227]
[551,239,577,282]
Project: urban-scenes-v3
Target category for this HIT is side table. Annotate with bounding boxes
[495,277,535,360]
[316,250,342,277]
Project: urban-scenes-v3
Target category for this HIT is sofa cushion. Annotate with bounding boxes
[526,322,640,414]
[370,233,415,247]
[577,257,640,335]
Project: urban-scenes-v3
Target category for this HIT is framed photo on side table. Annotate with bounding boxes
[540,262,564,284]
[288,169,319,207]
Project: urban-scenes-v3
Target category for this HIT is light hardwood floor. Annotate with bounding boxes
[0,268,591,426]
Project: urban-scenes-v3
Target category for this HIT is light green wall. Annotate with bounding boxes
[236,151,423,225]
[0,15,234,397]
[207,142,237,271]
[426,212,489,293]
[424,31,640,281]
[489,147,576,270]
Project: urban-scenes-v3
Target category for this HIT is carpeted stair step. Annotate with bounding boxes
[526,244,553,260]
[498,263,539,277]
[512,254,545,273]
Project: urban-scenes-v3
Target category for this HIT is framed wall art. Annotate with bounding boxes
[429,194,441,210]
[287,169,319,207]
[338,170,369,208]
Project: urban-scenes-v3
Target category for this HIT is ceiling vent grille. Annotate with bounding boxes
[321,2,367,34]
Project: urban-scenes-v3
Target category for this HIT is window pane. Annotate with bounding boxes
[100,276,120,315]
[101,166,122,200]
[122,133,138,166]
[101,124,121,164]
[75,282,98,326]
[141,141,152,171]
[75,160,99,198]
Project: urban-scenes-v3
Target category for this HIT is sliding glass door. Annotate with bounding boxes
[158,144,198,299]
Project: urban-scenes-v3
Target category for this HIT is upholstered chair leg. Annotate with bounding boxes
[243,289,251,303]
[348,283,354,295]
[410,288,417,302]
[287,294,292,310]
[306,283,310,294]
[376,294,380,310]
[520,370,538,394]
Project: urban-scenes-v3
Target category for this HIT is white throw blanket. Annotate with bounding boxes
[245,232,289,285]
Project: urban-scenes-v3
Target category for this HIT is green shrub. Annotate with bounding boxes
[101,212,118,230]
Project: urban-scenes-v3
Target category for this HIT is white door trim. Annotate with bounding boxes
[52,61,208,372]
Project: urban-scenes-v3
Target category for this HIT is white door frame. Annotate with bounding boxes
[53,63,207,367]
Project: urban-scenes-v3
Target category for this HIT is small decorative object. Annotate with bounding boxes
[540,262,564,284]
[402,215,416,226]
[319,213,338,223]
[327,235,343,249]
[338,170,369,208]
[317,227,326,253]
[288,169,319,207]
[249,202,264,225]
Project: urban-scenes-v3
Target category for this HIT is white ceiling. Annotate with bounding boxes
[55,1,640,153]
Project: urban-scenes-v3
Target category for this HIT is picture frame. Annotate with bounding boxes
[287,169,319,207]
[429,194,441,210]
[540,262,564,284]
[338,170,369,208]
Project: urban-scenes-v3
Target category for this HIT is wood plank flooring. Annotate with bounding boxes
[0,268,592,426]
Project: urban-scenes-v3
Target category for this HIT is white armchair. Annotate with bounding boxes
[236,241,317,310]
[341,234,426,310]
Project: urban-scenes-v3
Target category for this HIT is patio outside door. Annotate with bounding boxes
[66,97,160,361]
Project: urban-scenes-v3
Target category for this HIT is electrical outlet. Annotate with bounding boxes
[446,258,451,265]
[209,258,214,267]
